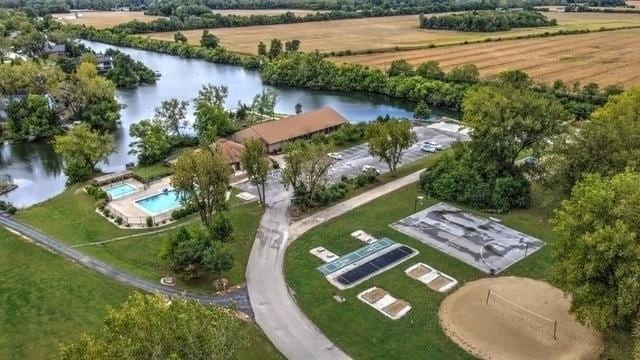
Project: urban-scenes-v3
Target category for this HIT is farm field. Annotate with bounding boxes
[144,12,640,54]
[53,11,162,29]
[334,27,640,87]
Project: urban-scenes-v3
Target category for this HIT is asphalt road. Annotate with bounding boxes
[0,214,253,316]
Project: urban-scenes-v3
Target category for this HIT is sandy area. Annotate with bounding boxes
[439,277,602,360]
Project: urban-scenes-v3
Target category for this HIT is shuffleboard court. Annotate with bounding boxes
[317,238,394,276]
[390,203,544,273]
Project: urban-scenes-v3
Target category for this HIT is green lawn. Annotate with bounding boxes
[131,162,173,182]
[16,183,264,293]
[0,228,281,359]
[284,183,631,359]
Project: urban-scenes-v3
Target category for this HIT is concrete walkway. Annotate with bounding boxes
[0,214,253,316]
[247,170,422,360]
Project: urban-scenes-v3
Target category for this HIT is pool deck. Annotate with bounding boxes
[108,177,174,222]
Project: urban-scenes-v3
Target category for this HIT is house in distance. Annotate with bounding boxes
[232,107,347,153]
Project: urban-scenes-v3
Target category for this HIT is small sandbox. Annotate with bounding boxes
[439,277,602,360]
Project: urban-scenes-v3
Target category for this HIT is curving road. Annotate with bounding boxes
[0,214,253,316]
[247,170,423,359]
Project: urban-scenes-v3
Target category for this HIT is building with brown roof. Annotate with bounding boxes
[166,139,245,172]
[231,107,347,153]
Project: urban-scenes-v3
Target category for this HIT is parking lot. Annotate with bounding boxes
[235,125,469,197]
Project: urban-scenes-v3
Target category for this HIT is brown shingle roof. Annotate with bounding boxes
[232,107,347,145]
[214,139,244,165]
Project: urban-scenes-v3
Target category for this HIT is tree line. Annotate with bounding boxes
[419,10,556,32]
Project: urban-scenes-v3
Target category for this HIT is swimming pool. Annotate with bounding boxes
[104,183,137,199]
[135,189,182,215]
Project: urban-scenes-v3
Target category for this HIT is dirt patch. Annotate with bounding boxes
[383,300,409,317]
[53,11,162,29]
[439,276,602,360]
[362,288,387,304]
[408,264,432,279]
[427,275,453,291]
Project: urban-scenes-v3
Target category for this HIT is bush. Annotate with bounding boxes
[6,204,17,215]
[115,217,123,225]
[0,200,6,211]
[270,159,280,169]
[146,216,154,227]
[172,209,185,220]
[102,208,110,217]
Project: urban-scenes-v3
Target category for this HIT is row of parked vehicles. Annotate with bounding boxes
[419,141,443,153]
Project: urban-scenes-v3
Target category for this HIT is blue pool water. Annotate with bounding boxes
[135,189,182,215]
[105,183,137,199]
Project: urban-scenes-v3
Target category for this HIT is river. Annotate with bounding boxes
[0,41,457,207]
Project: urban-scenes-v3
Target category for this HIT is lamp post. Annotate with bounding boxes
[414,195,424,212]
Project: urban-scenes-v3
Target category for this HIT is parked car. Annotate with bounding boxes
[420,144,437,153]
[423,141,443,150]
[328,152,343,160]
[362,165,380,174]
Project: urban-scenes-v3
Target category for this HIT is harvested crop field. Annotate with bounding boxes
[335,28,640,87]
[53,11,162,29]
[439,277,602,360]
[145,12,640,54]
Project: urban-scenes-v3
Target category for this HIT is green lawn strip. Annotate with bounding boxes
[131,162,173,181]
[16,184,264,294]
[284,183,629,359]
[0,227,281,360]
[0,227,133,360]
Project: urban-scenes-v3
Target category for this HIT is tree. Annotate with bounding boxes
[209,213,234,243]
[200,30,219,49]
[240,138,270,204]
[366,120,417,176]
[59,293,247,360]
[257,41,267,56]
[193,84,233,142]
[6,94,58,141]
[552,170,640,331]
[416,60,444,80]
[413,100,431,121]
[172,148,230,226]
[203,242,234,282]
[387,59,413,77]
[53,124,115,183]
[195,84,228,107]
[282,141,334,202]
[128,119,172,165]
[285,39,300,52]
[545,88,640,196]
[295,102,303,114]
[174,31,187,43]
[463,83,569,171]
[268,38,283,59]
[154,98,189,135]
[162,227,210,279]
[447,64,480,83]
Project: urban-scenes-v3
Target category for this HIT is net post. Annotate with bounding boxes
[485,289,491,305]
[553,320,557,340]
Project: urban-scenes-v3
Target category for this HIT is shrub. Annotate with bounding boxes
[115,217,123,225]
[172,209,185,220]
[6,204,17,215]
[270,159,280,169]
[0,200,6,211]
[146,216,154,227]
[102,208,110,217]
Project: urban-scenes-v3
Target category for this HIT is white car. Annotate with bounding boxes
[328,152,343,160]
[420,144,437,153]
[362,165,380,174]
[423,141,443,150]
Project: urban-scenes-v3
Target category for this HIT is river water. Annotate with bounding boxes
[0,41,456,207]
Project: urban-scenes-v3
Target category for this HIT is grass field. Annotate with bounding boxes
[0,227,281,359]
[144,12,640,55]
[53,11,162,29]
[284,184,632,359]
[335,27,640,87]
[15,183,263,294]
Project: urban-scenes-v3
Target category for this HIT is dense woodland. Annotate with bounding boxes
[419,10,556,32]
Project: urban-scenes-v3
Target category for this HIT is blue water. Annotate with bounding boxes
[135,189,182,215]
[105,183,137,199]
